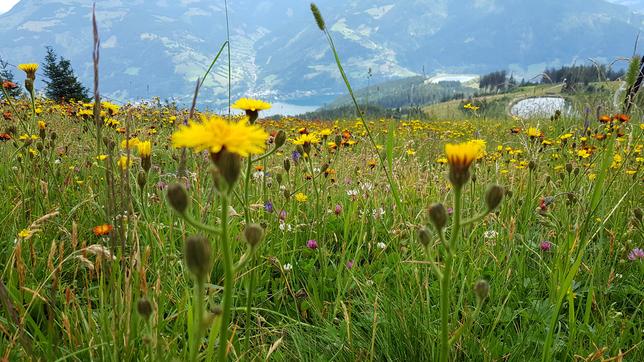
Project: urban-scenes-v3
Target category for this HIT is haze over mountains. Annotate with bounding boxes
[0,0,642,112]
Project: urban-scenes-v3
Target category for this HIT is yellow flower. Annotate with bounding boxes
[231,98,271,112]
[18,229,32,239]
[406,149,416,156]
[295,192,308,203]
[559,133,573,140]
[137,141,152,158]
[121,137,140,149]
[444,140,486,187]
[577,149,591,159]
[318,128,332,137]
[172,115,268,157]
[117,155,132,170]
[526,127,542,138]
[18,63,39,79]
[436,157,448,164]
[38,120,47,130]
[96,154,108,161]
[292,133,321,145]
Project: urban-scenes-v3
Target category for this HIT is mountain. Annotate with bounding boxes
[0,0,641,111]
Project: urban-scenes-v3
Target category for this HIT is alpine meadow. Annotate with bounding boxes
[1,1,644,361]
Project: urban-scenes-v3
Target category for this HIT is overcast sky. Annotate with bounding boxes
[0,0,642,15]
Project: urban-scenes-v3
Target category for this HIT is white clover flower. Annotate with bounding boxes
[376,242,387,250]
[283,263,293,271]
[483,230,498,239]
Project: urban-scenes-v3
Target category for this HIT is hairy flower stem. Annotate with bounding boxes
[440,187,462,362]
[306,155,321,223]
[243,157,252,226]
[217,193,233,362]
[190,281,204,362]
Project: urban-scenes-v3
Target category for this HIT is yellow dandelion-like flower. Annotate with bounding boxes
[18,229,32,239]
[18,63,39,79]
[295,192,308,203]
[96,154,108,161]
[117,155,132,170]
[121,137,140,149]
[577,149,591,159]
[444,140,486,188]
[318,128,332,137]
[172,115,268,157]
[38,120,47,130]
[526,127,542,138]
[231,98,271,112]
[137,141,152,158]
[292,133,321,145]
[406,149,416,156]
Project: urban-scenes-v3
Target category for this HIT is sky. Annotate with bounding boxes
[0,0,19,14]
[0,0,642,15]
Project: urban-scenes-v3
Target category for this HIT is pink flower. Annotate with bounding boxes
[346,260,354,269]
[628,248,644,261]
[306,239,318,250]
[540,241,552,252]
[334,204,342,215]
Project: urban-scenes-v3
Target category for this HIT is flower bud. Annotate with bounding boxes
[244,224,264,248]
[283,158,291,172]
[428,203,448,231]
[184,235,212,282]
[634,207,643,223]
[485,185,504,211]
[167,183,189,214]
[137,170,147,190]
[418,226,431,247]
[211,149,241,188]
[528,160,536,171]
[275,173,283,185]
[275,130,286,148]
[474,279,490,301]
[137,297,153,320]
[565,163,573,174]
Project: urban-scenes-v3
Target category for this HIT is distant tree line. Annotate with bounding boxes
[478,70,517,93]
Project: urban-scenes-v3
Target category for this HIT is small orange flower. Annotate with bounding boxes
[613,114,630,123]
[598,115,611,123]
[298,127,309,134]
[0,133,11,141]
[510,127,522,134]
[2,80,17,89]
[92,224,113,236]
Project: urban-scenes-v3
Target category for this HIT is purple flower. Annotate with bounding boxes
[447,207,454,215]
[540,241,552,252]
[306,239,318,250]
[264,201,274,213]
[346,260,354,269]
[279,209,287,221]
[291,151,301,162]
[334,204,342,215]
[628,247,644,261]
[156,181,168,190]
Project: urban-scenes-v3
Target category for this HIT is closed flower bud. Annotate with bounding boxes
[565,163,573,174]
[137,297,153,320]
[167,183,189,214]
[211,149,241,188]
[283,158,291,172]
[474,279,490,301]
[137,170,147,190]
[418,226,431,247]
[485,185,504,211]
[244,224,264,248]
[428,203,448,231]
[634,207,643,222]
[334,134,342,146]
[303,142,312,155]
[275,173,283,185]
[184,235,212,282]
[528,160,536,170]
[275,130,286,148]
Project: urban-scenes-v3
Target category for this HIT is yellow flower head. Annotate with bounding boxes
[18,229,32,239]
[137,141,152,158]
[18,63,39,79]
[38,120,47,130]
[172,115,268,157]
[121,137,140,149]
[318,128,332,137]
[526,127,543,138]
[117,155,132,170]
[444,140,486,188]
[295,192,308,203]
[231,98,272,112]
[292,133,321,146]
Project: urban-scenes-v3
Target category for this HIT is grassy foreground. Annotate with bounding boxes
[0,91,642,361]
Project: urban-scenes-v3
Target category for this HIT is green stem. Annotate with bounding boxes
[191,281,204,362]
[306,155,321,222]
[243,156,252,226]
[440,187,462,362]
[217,194,233,362]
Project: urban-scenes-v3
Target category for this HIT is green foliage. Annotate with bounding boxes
[42,46,89,103]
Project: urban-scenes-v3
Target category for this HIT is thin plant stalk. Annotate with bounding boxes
[440,187,461,362]
[217,193,233,362]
